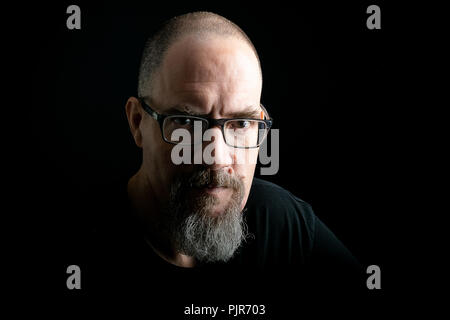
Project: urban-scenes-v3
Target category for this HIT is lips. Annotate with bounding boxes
[193,182,226,189]
[194,184,228,195]
[206,184,224,189]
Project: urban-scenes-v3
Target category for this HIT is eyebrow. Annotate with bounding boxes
[165,105,261,119]
[227,108,261,119]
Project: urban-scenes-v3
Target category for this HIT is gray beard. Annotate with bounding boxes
[164,168,249,263]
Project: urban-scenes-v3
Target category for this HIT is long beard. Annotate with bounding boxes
[164,168,249,263]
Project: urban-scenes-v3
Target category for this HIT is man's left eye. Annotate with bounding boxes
[236,120,251,128]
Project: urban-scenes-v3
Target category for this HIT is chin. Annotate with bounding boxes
[207,204,230,217]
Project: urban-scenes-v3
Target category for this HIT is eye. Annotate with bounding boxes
[235,120,251,129]
[173,117,193,126]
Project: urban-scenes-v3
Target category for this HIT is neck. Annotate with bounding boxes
[127,170,197,268]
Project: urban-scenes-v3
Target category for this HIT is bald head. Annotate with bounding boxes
[137,11,262,98]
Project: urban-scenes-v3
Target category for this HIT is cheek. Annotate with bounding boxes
[232,147,259,166]
[141,122,178,190]
[234,162,257,210]
[142,125,197,191]
[142,122,165,163]
[233,148,258,184]
[234,149,258,209]
[243,164,256,190]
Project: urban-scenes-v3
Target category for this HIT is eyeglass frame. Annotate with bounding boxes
[138,97,273,149]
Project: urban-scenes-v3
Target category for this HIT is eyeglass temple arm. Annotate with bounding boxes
[260,104,271,120]
[139,98,160,121]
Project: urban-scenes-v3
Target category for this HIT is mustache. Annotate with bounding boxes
[186,167,241,190]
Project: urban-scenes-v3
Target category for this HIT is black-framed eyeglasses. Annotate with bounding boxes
[138,98,273,149]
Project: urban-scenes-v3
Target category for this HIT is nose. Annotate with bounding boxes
[202,127,234,170]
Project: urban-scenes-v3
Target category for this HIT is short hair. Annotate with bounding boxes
[137,11,262,99]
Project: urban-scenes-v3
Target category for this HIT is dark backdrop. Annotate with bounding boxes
[10,0,410,309]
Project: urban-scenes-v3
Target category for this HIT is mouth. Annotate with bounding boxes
[195,184,228,195]
[204,185,227,194]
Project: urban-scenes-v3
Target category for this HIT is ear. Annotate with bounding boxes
[125,97,143,148]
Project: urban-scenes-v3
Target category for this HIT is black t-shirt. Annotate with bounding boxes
[83,177,365,312]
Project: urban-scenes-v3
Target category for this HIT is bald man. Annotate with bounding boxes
[88,12,362,297]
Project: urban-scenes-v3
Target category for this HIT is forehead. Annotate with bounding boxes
[155,35,262,114]
[165,35,259,81]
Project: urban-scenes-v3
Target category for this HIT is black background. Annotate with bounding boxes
[6,0,426,314]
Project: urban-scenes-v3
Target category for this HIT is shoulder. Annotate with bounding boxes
[250,178,309,205]
[247,178,316,228]
[243,178,317,261]
[245,178,361,272]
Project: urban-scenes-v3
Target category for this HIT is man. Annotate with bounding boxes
[89,11,362,300]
